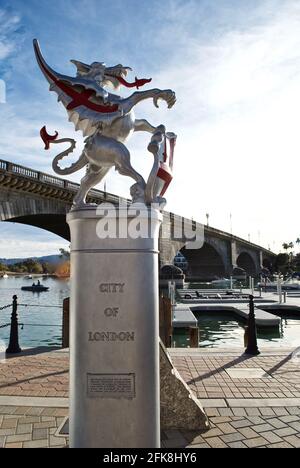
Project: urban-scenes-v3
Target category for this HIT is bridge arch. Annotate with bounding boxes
[6,214,70,241]
[262,257,272,270]
[0,197,71,240]
[180,242,226,280]
[236,252,257,276]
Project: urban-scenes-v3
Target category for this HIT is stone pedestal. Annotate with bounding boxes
[67,205,161,448]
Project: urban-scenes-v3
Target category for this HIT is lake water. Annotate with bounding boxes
[0,276,69,349]
[173,312,300,349]
[1,277,299,349]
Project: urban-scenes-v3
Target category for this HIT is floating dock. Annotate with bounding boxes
[173,303,280,328]
[173,288,300,329]
[172,307,198,328]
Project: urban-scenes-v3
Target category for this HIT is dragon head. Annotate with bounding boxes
[70,60,151,90]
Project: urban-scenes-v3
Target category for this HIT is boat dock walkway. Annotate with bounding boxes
[173,288,300,328]
[173,303,280,328]
[173,307,198,328]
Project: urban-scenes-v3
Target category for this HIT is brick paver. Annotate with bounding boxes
[0,348,300,448]
[0,406,68,448]
[171,352,300,401]
[161,406,300,448]
[0,350,68,398]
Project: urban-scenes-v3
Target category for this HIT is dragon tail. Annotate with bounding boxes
[52,140,88,176]
[40,126,88,176]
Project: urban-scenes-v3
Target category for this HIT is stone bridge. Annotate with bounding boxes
[0,159,275,279]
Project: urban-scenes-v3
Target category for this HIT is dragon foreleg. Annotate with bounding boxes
[121,89,176,114]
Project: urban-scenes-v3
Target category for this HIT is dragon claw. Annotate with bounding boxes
[153,90,176,109]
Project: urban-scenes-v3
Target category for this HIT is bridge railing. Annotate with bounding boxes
[0,158,275,254]
[39,173,65,187]
[0,160,7,171]
[11,164,39,180]
[0,157,93,193]
[0,158,131,206]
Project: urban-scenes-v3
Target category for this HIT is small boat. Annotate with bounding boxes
[26,275,33,279]
[211,278,235,288]
[258,276,300,291]
[21,284,49,292]
[2,273,9,279]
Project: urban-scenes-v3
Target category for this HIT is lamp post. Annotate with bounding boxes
[206,213,209,227]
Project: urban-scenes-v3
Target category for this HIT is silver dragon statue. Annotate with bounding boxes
[33,39,177,207]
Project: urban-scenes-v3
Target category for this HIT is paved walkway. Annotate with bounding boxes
[0,348,68,398]
[169,348,300,401]
[0,406,68,448]
[0,347,300,448]
[161,406,300,448]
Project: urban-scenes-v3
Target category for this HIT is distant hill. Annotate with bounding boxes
[0,255,61,265]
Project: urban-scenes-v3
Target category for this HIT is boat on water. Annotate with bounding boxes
[21,282,49,292]
[1,273,9,278]
[258,276,300,291]
[210,278,235,288]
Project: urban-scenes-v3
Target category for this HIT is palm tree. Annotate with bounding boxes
[289,242,295,266]
[282,242,294,252]
[282,242,294,271]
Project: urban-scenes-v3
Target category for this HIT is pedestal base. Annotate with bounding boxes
[67,206,161,448]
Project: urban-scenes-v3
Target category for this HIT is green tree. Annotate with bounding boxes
[282,242,294,252]
[41,262,56,274]
[275,253,289,274]
[60,247,70,260]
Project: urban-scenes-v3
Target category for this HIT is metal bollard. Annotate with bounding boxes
[6,295,21,354]
[244,326,249,348]
[244,295,260,356]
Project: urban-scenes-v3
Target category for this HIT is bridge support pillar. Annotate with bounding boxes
[231,240,238,272]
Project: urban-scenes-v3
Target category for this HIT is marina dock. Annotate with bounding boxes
[172,306,198,328]
[174,288,300,328]
[173,303,280,328]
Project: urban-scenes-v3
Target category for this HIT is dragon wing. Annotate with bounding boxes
[33,39,122,137]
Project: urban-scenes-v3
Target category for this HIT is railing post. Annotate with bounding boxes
[6,295,21,354]
[244,295,260,356]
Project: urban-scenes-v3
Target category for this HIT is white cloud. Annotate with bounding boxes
[0,9,21,60]
[1,0,300,255]
[124,0,300,252]
[0,224,69,258]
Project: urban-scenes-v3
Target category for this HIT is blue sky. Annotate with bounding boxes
[0,0,300,257]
